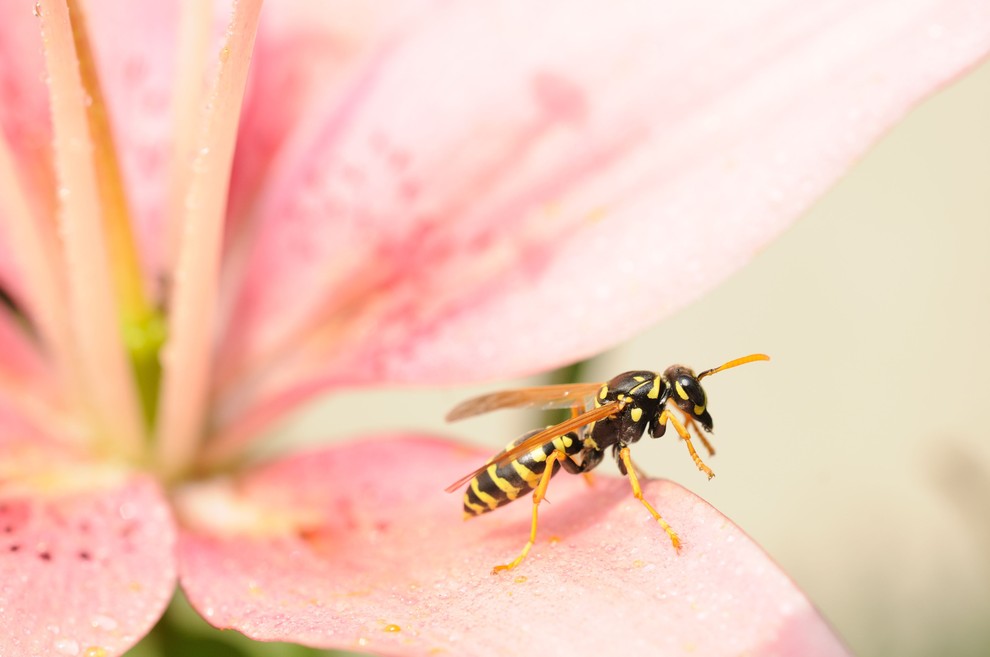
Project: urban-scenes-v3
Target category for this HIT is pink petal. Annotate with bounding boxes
[0,222,25,302]
[0,398,53,452]
[178,436,849,656]
[76,0,182,280]
[0,473,177,657]
[0,0,54,203]
[0,0,53,297]
[0,309,49,386]
[0,315,65,440]
[218,0,990,401]
[225,0,436,239]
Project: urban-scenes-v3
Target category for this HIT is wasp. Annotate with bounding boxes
[445,353,769,574]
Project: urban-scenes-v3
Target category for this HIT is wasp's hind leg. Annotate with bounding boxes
[492,450,565,574]
[617,446,681,551]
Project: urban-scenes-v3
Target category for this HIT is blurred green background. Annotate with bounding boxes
[131,59,990,657]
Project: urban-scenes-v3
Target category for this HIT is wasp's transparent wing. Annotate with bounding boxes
[446,382,604,422]
[444,401,622,493]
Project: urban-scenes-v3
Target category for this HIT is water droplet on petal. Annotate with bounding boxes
[219,46,230,63]
[90,614,118,631]
[54,637,80,655]
[83,648,107,657]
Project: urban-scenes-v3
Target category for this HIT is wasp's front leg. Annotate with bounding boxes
[656,408,715,479]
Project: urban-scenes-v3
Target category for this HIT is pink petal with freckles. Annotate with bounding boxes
[0,474,177,657]
[218,0,990,405]
[225,0,437,239]
[178,436,849,656]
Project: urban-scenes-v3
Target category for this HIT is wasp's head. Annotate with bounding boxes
[663,353,770,432]
[663,365,713,431]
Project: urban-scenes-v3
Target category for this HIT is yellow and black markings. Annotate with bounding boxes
[446,353,769,574]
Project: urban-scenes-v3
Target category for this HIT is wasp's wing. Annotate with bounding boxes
[446,382,604,422]
[444,401,622,493]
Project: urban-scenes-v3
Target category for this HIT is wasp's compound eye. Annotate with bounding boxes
[674,376,705,411]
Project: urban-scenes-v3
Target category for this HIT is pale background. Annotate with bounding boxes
[275,59,990,657]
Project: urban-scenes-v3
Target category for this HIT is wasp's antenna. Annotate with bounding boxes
[697,353,770,380]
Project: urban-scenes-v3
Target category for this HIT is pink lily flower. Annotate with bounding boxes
[0,1,987,656]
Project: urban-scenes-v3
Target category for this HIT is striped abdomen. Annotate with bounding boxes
[463,431,583,518]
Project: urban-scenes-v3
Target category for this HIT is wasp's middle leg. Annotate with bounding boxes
[618,446,681,551]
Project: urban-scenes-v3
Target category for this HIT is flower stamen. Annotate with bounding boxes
[64,0,170,430]
[66,0,150,326]
[155,0,264,479]
[38,0,145,457]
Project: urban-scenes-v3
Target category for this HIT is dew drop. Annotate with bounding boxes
[90,614,118,631]
[219,46,230,63]
[383,624,401,633]
[54,637,80,655]
[83,648,107,657]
